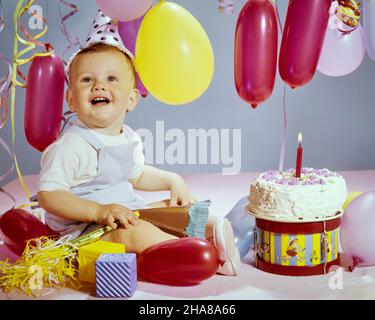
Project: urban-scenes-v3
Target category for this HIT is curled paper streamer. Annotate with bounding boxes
[218,0,234,15]
[0,222,119,296]
[0,0,4,33]
[57,0,80,66]
[0,53,11,130]
[0,213,149,296]
[274,0,283,32]
[11,0,52,104]
[0,54,12,97]
[10,0,53,200]
[0,1,16,205]
[273,1,288,173]
[60,110,76,134]
[337,0,361,27]
[0,235,80,297]
[336,0,361,35]
[0,138,16,213]
[0,137,15,191]
[278,85,287,173]
[0,0,11,129]
[0,187,16,211]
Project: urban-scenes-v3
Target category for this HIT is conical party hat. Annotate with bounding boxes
[66,9,135,75]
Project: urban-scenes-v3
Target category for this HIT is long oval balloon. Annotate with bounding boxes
[24,54,65,152]
[137,238,219,285]
[0,208,60,256]
[279,0,331,88]
[234,0,278,109]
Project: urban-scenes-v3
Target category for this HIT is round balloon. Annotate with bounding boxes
[340,191,375,267]
[317,24,365,77]
[232,215,255,259]
[234,0,278,109]
[0,209,60,256]
[224,196,255,258]
[364,0,375,61]
[135,1,214,105]
[342,191,363,210]
[118,17,148,98]
[279,0,331,88]
[25,54,65,152]
[96,0,153,22]
[137,238,219,285]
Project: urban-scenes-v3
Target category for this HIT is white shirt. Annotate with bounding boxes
[38,120,145,192]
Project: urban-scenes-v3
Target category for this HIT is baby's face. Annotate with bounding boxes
[67,49,138,134]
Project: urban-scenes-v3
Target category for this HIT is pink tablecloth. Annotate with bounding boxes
[1,171,375,300]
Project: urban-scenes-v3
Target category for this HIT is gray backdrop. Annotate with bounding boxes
[1,0,375,187]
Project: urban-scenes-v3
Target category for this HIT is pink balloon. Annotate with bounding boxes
[137,238,220,286]
[317,24,365,77]
[96,0,153,22]
[341,191,375,267]
[364,0,375,61]
[118,17,148,98]
[25,54,65,152]
[234,0,278,109]
[279,0,331,88]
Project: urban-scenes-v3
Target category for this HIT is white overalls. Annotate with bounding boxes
[45,124,148,239]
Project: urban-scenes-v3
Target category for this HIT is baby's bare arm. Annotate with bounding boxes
[130,165,179,191]
[38,190,138,229]
[130,165,197,206]
[38,190,100,223]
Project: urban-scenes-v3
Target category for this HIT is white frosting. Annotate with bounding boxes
[248,168,348,221]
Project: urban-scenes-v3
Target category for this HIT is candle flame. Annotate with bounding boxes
[298,132,303,144]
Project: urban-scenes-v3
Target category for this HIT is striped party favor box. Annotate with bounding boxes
[95,253,137,298]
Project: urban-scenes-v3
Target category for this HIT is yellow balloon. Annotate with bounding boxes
[342,191,363,210]
[135,1,214,105]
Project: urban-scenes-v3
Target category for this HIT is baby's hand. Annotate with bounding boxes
[169,175,198,206]
[95,204,138,229]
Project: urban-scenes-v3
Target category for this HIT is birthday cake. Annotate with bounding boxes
[248,168,348,221]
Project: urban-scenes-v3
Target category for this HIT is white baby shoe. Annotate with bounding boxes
[212,218,241,276]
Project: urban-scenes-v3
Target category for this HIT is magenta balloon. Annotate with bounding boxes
[25,54,65,152]
[317,24,365,77]
[118,18,149,98]
[134,74,148,98]
[279,0,331,88]
[234,0,278,109]
[341,191,375,267]
[118,19,142,53]
[96,0,153,22]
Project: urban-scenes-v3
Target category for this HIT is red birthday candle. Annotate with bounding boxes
[295,133,303,178]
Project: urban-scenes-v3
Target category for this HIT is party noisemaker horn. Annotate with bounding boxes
[138,200,211,238]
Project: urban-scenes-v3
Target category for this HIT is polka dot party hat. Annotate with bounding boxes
[66,9,135,75]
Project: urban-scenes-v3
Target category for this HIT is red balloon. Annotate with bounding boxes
[25,54,65,152]
[234,0,278,109]
[279,0,331,88]
[0,209,59,256]
[137,238,220,286]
